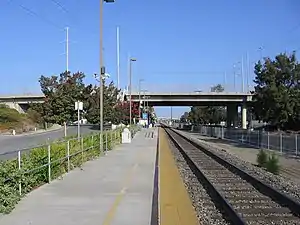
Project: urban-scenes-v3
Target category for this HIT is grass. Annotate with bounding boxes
[0,129,123,214]
[257,149,268,167]
[256,149,280,175]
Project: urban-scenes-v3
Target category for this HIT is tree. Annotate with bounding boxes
[114,101,139,124]
[211,84,224,92]
[85,81,121,124]
[253,52,300,130]
[180,112,189,123]
[32,71,91,125]
[186,84,226,124]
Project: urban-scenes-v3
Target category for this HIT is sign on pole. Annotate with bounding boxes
[142,113,148,120]
[75,101,83,110]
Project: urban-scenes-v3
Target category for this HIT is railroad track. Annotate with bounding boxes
[164,127,300,225]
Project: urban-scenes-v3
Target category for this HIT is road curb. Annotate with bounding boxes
[0,126,63,137]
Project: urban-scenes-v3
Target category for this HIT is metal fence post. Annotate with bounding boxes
[257,131,260,148]
[280,133,283,154]
[221,126,224,139]
[48,144,51,183]
[267,132,270,150]
[18,150,22,195]
[295,134,298,156]
[67,140,70,172]
[91,135,94,149]
[110,131,113,148]
[81,137,84,163]
[105,132,108,151]
[99,132,102,155]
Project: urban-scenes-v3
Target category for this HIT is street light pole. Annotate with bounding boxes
[129,57,136,126]
[100,0,114,153]
[138,78,144,122]
[100,0,104,153]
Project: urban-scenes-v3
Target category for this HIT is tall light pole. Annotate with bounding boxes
[258,46,264,61]
[116,26,120,90]
[66,27,69,72]
[100,0,114,153]
[241,55,244,93]
[233,64,236,92]
[138,78,144,122]
[129,57,136,126]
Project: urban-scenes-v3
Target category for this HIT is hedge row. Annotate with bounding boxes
[0,130,123,214]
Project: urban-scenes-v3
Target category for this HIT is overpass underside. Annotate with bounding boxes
[145,101,244,107]
[134,100,251,129]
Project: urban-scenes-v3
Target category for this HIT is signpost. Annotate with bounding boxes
[75,101,83,139]
[142,113,148,120]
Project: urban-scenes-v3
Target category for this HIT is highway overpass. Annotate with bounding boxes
[0,94,44,113]
[0,91,253,129]
[129,91,253,106]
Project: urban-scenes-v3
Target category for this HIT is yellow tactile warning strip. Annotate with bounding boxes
[159,128,199,225]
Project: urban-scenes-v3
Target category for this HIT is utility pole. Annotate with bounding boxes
[100,0,104,152]
[248,52,252,92]
[138,79,144,122]
[129,57,136,126]
[100,0,116,152]
[116,26,120,90]
[233,64,236,92]
[66,27,69,72]
[258,46,264,61]
[246,51,249,93]
[241,55,244,92]
[224,71,227,91]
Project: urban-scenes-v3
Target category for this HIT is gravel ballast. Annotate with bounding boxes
[177,130,300,203]
[167,138,229,225]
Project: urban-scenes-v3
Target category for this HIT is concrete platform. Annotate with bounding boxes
[0,128,158,225]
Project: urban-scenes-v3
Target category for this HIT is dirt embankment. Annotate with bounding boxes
[0,105,38,134]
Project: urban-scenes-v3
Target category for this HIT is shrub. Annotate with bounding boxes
[256,149,268,167]
[0,129,123,214]
[265,154,280,175]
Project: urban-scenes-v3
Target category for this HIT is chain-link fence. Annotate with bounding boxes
[191,125,299,157]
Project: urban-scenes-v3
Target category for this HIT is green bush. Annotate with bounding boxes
[256,149,280,175]
[128,125,141,137]
[0,129,123,214]
[265,154,280,175]
[0,105,22,123]
[256,149,268,167]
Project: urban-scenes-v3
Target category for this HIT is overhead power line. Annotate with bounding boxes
[49,0,69,13]
[8,0,64,30]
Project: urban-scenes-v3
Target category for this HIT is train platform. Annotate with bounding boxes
[158,129,199,225]
[0,127,199,225]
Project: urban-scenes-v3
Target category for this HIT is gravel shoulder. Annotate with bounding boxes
[177,130,300,203]
[186,132,300,184]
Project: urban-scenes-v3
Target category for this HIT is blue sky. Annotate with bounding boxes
[0,0,300,117]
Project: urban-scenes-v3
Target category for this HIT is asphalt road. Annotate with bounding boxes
[0,125,99,157]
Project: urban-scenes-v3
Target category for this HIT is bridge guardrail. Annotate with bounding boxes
[190,125,300,157]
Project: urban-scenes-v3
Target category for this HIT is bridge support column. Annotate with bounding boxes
[242,103,247,129]
[226,104,238,128]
